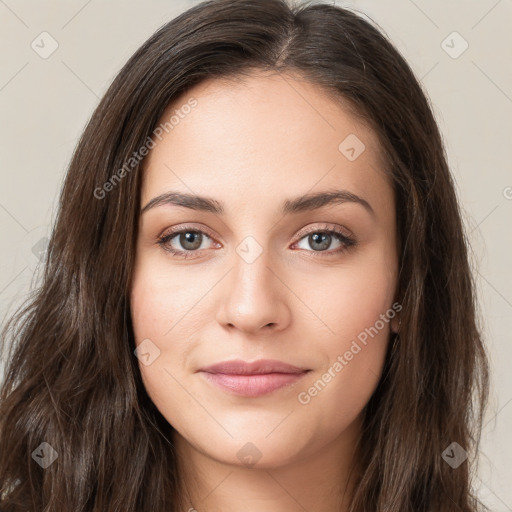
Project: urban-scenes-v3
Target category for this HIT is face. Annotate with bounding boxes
[130,71,399,469]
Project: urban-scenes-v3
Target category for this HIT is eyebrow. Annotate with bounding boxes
[141,189,375,218]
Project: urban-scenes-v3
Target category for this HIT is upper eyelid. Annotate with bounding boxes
[160,224,216,243]
[295,222,353,239]
[161,222,350,237]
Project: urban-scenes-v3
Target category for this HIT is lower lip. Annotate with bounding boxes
[200,371,309,397]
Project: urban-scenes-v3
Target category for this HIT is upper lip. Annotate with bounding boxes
[199,359,310,375]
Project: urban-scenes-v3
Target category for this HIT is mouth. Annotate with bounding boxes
[198,359,311,397]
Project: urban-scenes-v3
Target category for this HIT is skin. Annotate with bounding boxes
[130,70,399,512]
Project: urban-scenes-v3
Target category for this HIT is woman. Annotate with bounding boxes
[0,0,490,510]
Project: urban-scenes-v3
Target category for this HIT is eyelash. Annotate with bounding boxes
[156,223,357,260]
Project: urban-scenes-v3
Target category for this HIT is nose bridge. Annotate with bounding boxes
[217,234,289,332]
[231,237,276,307]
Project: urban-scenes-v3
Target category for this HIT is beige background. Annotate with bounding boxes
[1,0,511,508]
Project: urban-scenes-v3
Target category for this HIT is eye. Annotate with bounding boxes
[156,223,357,259]
[157,225,217,259]
[292,223,357,256]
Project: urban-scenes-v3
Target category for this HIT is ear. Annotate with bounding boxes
[390,314,400,334]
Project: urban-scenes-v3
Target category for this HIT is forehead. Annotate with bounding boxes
[141,70,392,217]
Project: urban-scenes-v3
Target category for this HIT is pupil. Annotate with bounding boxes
[311,233,330,251]
[182,232,201,250]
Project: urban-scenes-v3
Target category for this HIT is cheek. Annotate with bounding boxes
[130,258,197,343]
[295,306,393,441]
[296,254,396,404]
[130,268,196,430]
[304,256,396,345]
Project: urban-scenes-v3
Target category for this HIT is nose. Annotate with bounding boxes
[215,249,291,335]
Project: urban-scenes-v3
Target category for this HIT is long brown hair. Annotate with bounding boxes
[0,0,490,510]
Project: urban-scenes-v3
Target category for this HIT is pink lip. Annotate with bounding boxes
[198,359,311,397]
